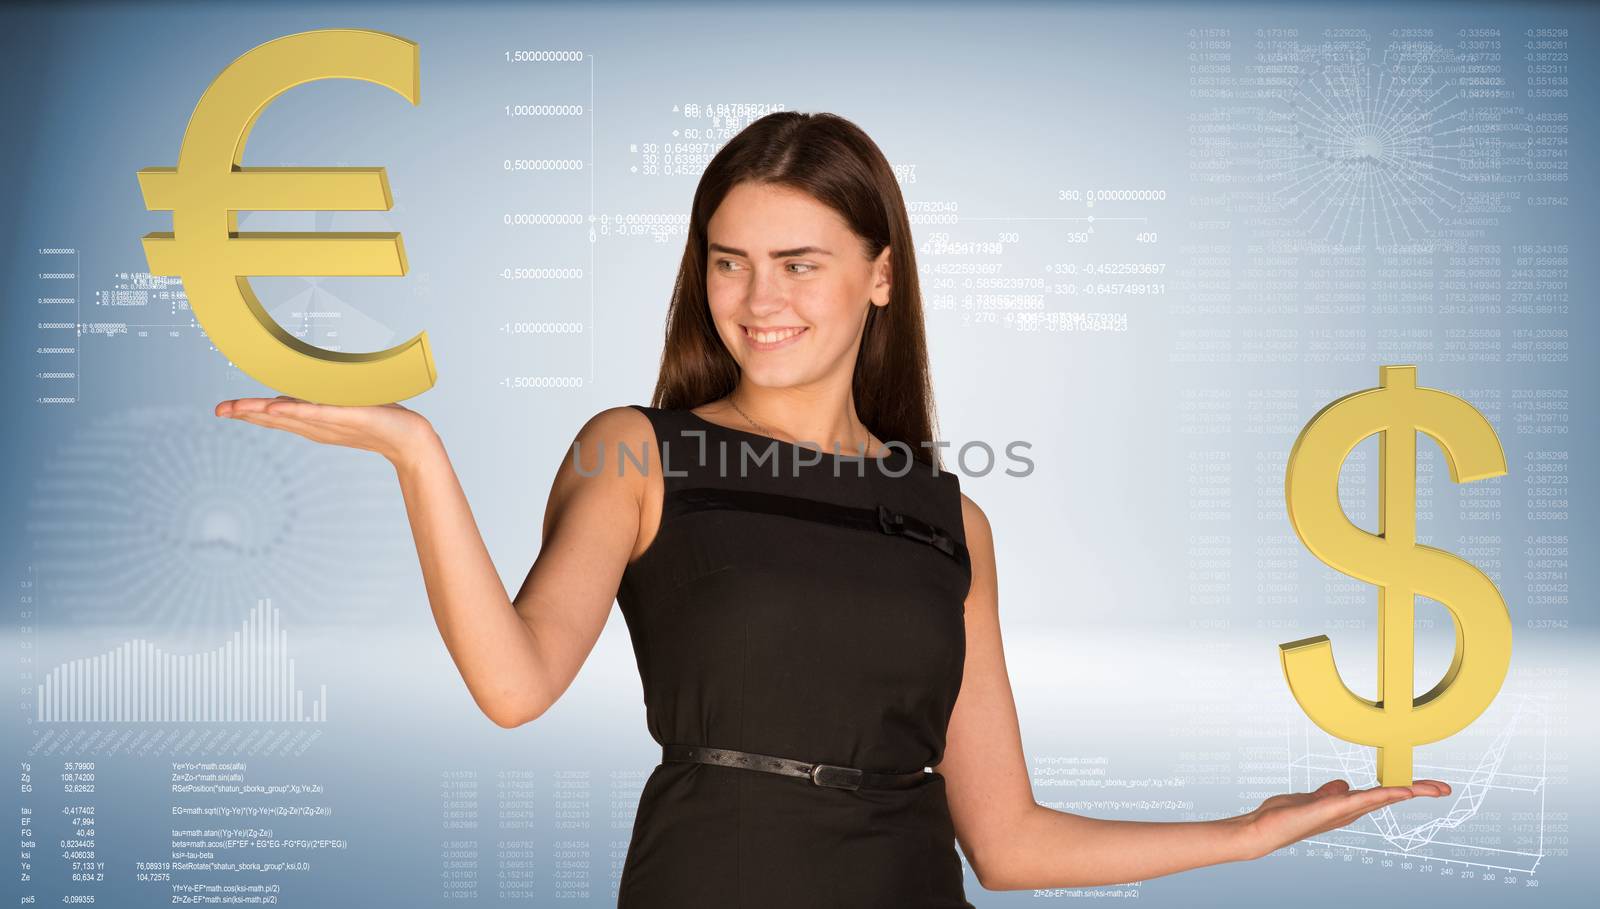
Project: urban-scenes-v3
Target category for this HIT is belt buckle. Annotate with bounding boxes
[809,762,863,790]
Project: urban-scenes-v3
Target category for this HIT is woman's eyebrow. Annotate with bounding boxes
[709,243,834,258]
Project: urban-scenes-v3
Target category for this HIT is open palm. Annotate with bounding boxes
[1239,778,1451,859]
[216,395,435,465]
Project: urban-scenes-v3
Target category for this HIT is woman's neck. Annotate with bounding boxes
[716,387,879,458]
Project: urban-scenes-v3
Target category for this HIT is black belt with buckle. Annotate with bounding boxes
[662,744,931,791]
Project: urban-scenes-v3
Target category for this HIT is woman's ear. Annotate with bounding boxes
[871,246,892,306]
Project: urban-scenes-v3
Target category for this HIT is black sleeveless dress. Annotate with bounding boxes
[614,404,976,908]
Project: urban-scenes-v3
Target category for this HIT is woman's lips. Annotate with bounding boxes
[741,325,808,351]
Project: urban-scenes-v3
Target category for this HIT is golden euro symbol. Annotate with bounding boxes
[1280,365,1512,787]
[137,28,434,405]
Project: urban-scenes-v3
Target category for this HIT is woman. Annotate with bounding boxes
[216,111,1449,906]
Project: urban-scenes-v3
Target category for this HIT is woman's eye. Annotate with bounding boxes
[712,259,813,274]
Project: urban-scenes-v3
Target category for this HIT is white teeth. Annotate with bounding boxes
[749,327,804,343]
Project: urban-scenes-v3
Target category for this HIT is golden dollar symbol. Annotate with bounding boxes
[1280,365,1512,787]
[138,28,434,405]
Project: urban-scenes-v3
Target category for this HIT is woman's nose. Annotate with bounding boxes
[744,268,788,312]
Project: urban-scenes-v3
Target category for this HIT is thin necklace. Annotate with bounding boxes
[727,396,878,458]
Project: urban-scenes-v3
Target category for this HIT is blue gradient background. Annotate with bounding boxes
[2,1,1594,905]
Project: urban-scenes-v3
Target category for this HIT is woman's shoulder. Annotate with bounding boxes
[561,404,666,478]
[574,403,659,441]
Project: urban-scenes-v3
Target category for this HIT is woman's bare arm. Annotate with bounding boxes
[937,492,1449,891]
[498,405,658,724]
[397,405,653,728]
[222,397,653,729]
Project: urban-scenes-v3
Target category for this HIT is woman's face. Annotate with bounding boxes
[705,181,890,389]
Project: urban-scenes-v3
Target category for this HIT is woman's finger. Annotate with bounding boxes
[218,398,278,417]
[262,399,336,423]
[228,398,293,416]
[230,398,341,429]
[1356,787,1415,810]
[1313,787,1412,824]
[231,411,327,441]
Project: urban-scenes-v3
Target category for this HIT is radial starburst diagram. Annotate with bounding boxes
[1270,56,1468,249]
[24,405,416,649]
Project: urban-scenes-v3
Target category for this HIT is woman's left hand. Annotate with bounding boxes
[1235,778,1452,860]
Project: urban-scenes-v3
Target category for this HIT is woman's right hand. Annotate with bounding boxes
[216,395,437,467]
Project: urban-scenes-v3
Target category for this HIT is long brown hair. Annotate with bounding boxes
[648,111,945,469]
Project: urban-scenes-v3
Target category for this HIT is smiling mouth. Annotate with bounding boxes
[741,325,809,349]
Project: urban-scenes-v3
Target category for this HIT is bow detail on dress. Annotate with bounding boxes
[876,504,957,557]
